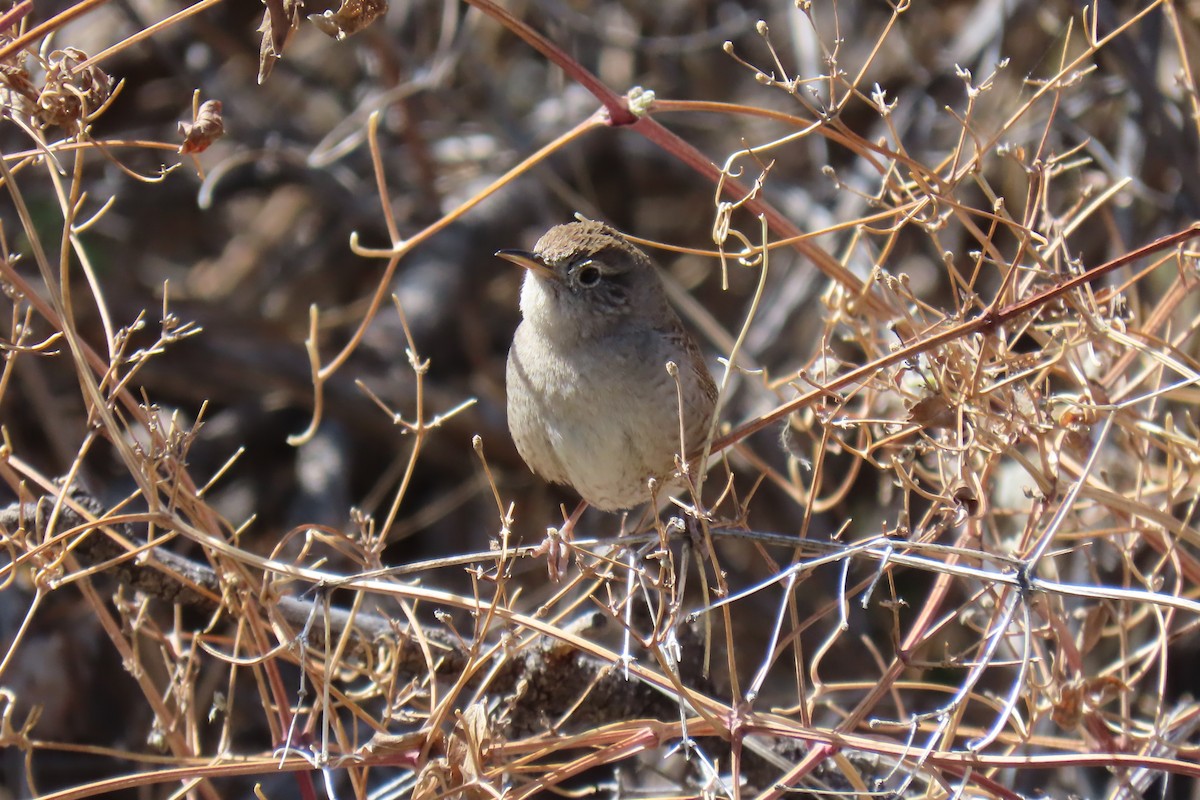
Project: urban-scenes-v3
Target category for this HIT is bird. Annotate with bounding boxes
[499,220,718,521]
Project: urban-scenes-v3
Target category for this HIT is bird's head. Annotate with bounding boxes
[497,220,672,338]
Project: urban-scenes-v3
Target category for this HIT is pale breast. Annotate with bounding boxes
[506,321,715,511]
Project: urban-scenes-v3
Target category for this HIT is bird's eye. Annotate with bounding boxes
[575,262,602,287]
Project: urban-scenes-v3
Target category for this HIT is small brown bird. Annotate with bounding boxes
[499,221,718,514]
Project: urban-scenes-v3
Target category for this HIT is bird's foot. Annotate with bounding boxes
[533,526,569,581]
[531,500,587,581]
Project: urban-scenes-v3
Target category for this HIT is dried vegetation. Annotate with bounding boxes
[1,0,1199,798]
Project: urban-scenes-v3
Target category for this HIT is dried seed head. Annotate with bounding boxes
[36,48,112,130]
[309,0,388,40]
[178,99,225,154]
[0,39,37,118]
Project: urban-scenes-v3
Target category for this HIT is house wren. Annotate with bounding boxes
[499,221,718,514]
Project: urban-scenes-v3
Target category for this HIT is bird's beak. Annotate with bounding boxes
[496,249,556,280]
